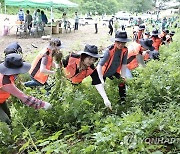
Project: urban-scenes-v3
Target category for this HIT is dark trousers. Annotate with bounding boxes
[95,24,98,33]
[109,26,113,35]
[24,77,52,95]
[0,102,11,125]
[75,22,78,30]
[121,25,125,31]
[118,82,126,101]
[104,77,126,101]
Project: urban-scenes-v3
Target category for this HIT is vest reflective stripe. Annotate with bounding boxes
[152,37,161,51]
[29,49,53,84]
[127,43,141,70]
[64,57,94,84]
[102,46,128,75]
[0,74,14,103]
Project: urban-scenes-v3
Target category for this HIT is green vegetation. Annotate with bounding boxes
[0,0,158,16]
[0,29,179,154]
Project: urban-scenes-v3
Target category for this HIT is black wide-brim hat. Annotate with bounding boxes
[138,24,145,30]
[4,42,22,56]
[0,53,31,75]
[112,31,131,43]
[140,39,155,51]
[151,29,160,36]
[79,44,103,58]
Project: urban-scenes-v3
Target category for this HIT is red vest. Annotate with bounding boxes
[64,56,94,84]
[29,49,53,84]
[152,37,161,51]
[102,45,128,75]
[0,74,14,103]
[127,43,141,70]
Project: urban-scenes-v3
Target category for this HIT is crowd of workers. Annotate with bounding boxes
[0,11,177,125]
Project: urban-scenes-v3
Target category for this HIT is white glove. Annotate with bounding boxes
[95,84,112,110]
[43,102,52,110]
[104,99,112,111]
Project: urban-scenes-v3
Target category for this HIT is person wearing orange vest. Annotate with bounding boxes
[151,29,162,51]
[63,44,112,110]
[166,31,175,44]
[159,29,169,45]
[126,39,155,78]
[0,53,52,124]
[97,31,131,102]
[24,38,62,88]
[140,38,159,61]
[136,24,145,43]
[127,42,145,70]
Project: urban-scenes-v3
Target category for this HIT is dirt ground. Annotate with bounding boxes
[0,14,134,62]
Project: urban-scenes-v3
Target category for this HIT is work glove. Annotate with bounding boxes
[24,96,52,110]
[104,99,112,111]
[43,102,52,110]
[94,84,112,110]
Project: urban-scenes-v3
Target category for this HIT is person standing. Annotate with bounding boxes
[97,31,131,102]
[94,12,98,34]
[108,17,113,35]
[2,18,10,36]
[25,10,33,32]
[41,10,48,27]
[62,12,67,30]
[0,53,52,125]
[17,8,25,23]
[162,17,167,30]
[74,12,79,30]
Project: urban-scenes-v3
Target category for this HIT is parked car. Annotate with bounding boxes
[117,17,131,27]
[102,18,110,26]
[79,17,94,25]
[79,17,85,26]
[84,17,94,25]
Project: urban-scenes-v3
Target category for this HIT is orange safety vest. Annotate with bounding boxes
[152,37,161,51]
[29,49,53,84]
[0,74,14,103]
[102,45,128,75]
[64,56,94,84]
[127,43,141,70]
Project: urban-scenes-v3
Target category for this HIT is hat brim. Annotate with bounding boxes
[112,38,131,42]
[140,40,155,51]
[0,62,31,75]
[151,32,160,36]
[78,51,103,58]
[56,43,65,50]
[138,28,145,31]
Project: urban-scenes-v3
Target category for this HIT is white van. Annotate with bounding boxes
[117,17,131,27]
